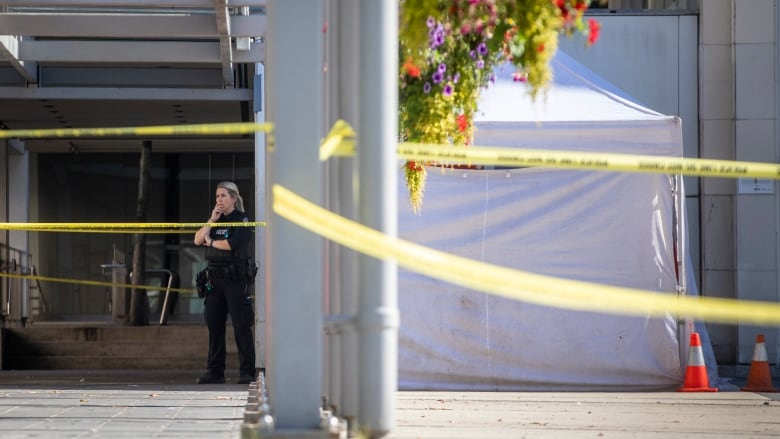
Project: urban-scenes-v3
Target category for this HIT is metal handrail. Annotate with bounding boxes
[1,242,40,323]
[128,268,177,326]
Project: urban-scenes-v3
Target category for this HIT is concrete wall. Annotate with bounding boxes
[699,0,738,364]
[698,0,780,366]
[731,0,779,364]
[564,6,780,366]
[559,15,700,289]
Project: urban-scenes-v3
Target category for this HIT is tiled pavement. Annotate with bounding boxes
[2,370,780,438]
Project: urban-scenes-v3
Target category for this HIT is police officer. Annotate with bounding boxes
[194,181,256,384]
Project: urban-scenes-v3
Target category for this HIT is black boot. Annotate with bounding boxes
[197,371,225,384]
[237,370,255,385]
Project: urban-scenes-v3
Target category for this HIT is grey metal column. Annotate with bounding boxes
[266,0,324,430]
[357,1,398,436]
[337,1,361,431]
[8,140,30,321]
[254,62,266,372]
[324,0,360,429]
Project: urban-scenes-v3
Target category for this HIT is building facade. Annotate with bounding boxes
[2,0,779,369]
[569,0,779,368]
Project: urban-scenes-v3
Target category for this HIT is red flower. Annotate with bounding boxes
[406,161,423,172]
[403,58,421,78]
[587,18,601,46]
[456,114,468,132]
[504,27,516,42]
[560,8,570,22]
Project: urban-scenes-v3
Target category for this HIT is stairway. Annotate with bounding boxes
[27,266,48,321]
[1,323,240,370]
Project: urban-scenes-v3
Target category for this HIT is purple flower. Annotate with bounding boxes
[477,59,484,69]
[438,63,446,74]
[453,73,460,84]
[427,22,444,49]
[434,29,444,46]
[477,42,488,56]
[443,84,453,97]
[432,71,444,84]
[469,50,476,60]
[423,82,432,94]
[489,73,496,83]
[427,16,435,29]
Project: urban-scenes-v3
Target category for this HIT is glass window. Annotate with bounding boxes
[589,0,699,11]
[34,151,255,322]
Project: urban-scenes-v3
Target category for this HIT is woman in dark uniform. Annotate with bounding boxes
[194,181,256,384]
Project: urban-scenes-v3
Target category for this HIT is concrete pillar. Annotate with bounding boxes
[357,1,399,436]
[324,0,360,430]
[265,0,325,430]
[699,0,738,364]
[8,140,30,322]
[733,0,778,365]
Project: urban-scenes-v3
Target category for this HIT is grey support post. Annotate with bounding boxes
[266,0,325,430]
[8,140,30,322]
[324,0,360,430]
[254,62,266,373]
[357,1,399,436]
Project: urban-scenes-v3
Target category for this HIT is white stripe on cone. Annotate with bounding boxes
[687,345,706,367]
[752,342,768,362]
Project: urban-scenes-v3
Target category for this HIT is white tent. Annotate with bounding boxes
[397,51,691,391]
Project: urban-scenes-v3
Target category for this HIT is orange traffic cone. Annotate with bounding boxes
[741,334,777,392]
[678,332,718,392]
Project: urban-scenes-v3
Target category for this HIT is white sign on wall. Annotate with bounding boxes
[738,178,775,194]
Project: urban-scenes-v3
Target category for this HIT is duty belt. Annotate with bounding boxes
[207,265,242,279]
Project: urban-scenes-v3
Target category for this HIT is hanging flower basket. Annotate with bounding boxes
[399,0,600,213]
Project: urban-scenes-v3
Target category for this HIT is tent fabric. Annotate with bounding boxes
[398,168,683,391]
[477,51,665,123]
[474,51,683,156]
[397,51,687,390]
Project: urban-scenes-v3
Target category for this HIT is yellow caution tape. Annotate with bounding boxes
[273,183,780,326]
[0,222,265,233]
[0,272,197,295]
[0,122,273,139]
[320,119,356,161]
[5,119,775,180]
[398,142,780,179]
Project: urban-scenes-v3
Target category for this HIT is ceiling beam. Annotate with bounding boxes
[0,0,265,7]
[21,137,255,154]
[0,13,265,38]
[0,35,37,83]
[18,39,263,63]
[40,66,224,87]
[0,86,253,100]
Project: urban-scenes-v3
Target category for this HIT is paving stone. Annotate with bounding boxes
[2,370,780,438]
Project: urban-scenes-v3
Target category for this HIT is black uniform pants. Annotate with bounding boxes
[203,275,256,376]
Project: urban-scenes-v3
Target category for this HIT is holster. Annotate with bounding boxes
[245,260,258,283]
[195,268,210,298]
